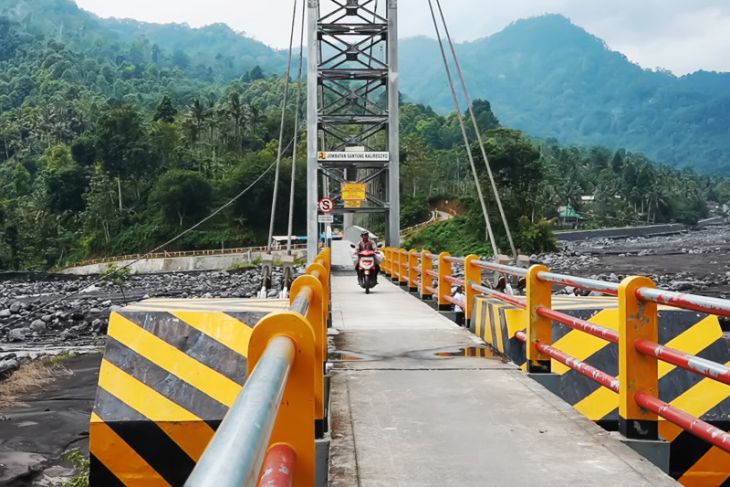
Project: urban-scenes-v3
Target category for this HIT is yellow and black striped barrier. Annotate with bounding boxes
[470,294,730,484]
[90,249,331,486]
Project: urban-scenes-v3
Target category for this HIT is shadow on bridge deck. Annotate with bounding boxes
[327,275,675,486]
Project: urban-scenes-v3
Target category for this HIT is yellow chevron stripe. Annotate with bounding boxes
[108,314,241,407]
[474,300,483,338]
[99,360,199,422]
[90,413,170,487]
[678,437,730,487]
[574,316,723,420]
[663,359,730,442]
[493,305,505,354]
[98,360,216,461]
[484,302,495,345]
[551,309,617,375]
[170,311,252,354]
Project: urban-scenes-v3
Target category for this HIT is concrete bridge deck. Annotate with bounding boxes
[327,274,675,486]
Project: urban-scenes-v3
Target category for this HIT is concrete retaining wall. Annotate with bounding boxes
[62,249,306,276]
[555,224,686,242]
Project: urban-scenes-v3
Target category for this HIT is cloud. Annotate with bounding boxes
[74,0,730,74]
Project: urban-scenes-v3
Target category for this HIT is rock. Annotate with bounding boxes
[0,309,10,318]
[9,302,21,313]
[0,358,19,376]
[30,319,47,333]
[7,327,30,342]
[41,314,53,322]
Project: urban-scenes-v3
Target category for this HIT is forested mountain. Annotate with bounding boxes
[400,14,730,174]
[0,0,286,82]
[2,1,728,172]
[0,1,727,270]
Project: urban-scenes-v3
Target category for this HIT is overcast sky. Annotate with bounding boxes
[73,0,730,75]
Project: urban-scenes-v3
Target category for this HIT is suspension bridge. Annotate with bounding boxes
[83,1,730,486]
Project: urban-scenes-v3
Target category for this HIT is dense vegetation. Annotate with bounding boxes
[0,2,727,269]
[400,14,730,174]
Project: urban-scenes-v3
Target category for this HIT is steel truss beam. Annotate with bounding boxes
[307,0,399,259]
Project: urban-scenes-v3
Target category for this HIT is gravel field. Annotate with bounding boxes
[0,267,297,376]
[539,225,730,298]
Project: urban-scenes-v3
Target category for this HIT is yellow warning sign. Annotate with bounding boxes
[344,200,363,209]
[342,183,367,202]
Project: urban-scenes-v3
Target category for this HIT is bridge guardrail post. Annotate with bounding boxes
[289,276,326,438]
[302,264,329,364]
[399,249,409,287]
[420,251,434,300]
[437,252,452,311]
[526,265,553,373]
[382,248,390,276]
[408,249,419,292]
[618,275,659,440]
[392,248,401,283]
[464,255,481,329]
[248,313,316,487]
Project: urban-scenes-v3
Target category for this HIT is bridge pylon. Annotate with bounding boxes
[307,0,400,260]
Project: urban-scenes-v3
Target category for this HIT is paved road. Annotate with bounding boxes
[327,275,675,486]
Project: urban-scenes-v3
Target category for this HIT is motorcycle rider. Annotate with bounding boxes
[354,231,379,284]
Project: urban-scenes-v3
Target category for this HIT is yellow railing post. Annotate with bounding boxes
[420,251,434,300]
[391,248,401,283]
[437,252,452,311]
[303,263,329,361]
[399,249,408,286]
[408,249,419,292]
[619,275,659,440]
[248,312,316,486]
[526,265,552,373]
[383,248,391,276]
[464,255,481,328]
[290,276,325,428]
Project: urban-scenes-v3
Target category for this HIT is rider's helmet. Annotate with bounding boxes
[361,231,369,239]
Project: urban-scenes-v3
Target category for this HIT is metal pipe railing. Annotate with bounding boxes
[515,331,619,393]
[637,287,730,317]
[635,392,730,453]
[634,339,730,385]
[472,260,527,277]
[537,271,619,296]
[536,306,619,344]
[470,283,526,309]
[259,444,297,487]
[185,336,295,487]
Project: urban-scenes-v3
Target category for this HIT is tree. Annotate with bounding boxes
[150,170,212,227]
[82,171,119,248]
[94,105,152,210]
[154,96,178,123]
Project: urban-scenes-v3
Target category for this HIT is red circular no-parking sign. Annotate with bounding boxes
[318,198,335,214]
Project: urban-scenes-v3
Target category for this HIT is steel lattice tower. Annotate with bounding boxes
[307,0,400,260]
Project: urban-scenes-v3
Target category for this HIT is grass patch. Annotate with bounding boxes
[229,256,262,271]
[62,448,90,487]
[0,359,69,409]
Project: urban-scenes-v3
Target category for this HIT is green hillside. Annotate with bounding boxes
[0,2,726,270]
[0,0,286,82]
[400,14,730,174]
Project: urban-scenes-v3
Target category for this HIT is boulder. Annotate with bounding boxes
[7,327,30,342]
[30,320,47,333]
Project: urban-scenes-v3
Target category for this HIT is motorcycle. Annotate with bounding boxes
[355,249,380,294]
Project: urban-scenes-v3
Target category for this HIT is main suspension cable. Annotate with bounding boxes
[267,0,299,253]
[427,0,499,258]
[435,0,517,259]
[286,0,307,255]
